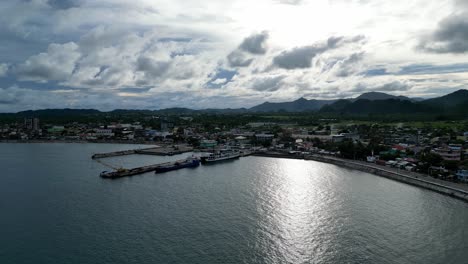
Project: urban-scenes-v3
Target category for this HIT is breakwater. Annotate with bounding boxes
[254,152,468,202]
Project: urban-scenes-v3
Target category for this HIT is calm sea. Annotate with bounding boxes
[1,143,467,264]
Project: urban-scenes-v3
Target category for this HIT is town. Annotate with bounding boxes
[2,113,468,184]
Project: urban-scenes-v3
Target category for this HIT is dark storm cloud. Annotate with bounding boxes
[418,13,468,53]
[272,35,365,70]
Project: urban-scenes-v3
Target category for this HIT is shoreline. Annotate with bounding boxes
[253,152,468,203]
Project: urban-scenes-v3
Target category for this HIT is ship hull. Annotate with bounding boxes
[155,160,200,173]
[200,154,240,164]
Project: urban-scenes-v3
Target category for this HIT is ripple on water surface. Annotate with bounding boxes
[0,143,467,264]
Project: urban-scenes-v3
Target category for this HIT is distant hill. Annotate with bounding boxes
[353,92,411,101]
[16,109,101,117]
[320,89,468,116]
[320,99,435,115]
[421,89,468,108]
[249,97,336,112]
[2,89,467,118]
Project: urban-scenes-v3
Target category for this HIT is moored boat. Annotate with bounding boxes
[200,151,240,164]
[155,157,200,173]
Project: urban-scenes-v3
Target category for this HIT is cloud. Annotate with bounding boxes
[251,75,285,91]
[47,0,80,10]
[272,36,365,70]
[275,0,304,5]
[272,45,322,69]
[227,50,254,67]
[136,56,171,79]
[0,63,8,77]
[378,81,410,91]
[351,80,411,94]
[239,31,269,54]
[334,52,365,77]
[15,42,80,82]
[418,13,468,53]
[227,32,269,67]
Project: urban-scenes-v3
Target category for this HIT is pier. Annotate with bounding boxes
[100,160,183,179]
[91,144,193,159]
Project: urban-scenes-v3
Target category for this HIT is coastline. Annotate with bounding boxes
[253,152,468,203]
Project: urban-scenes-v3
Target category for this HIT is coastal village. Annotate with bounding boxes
[2,115,468,184]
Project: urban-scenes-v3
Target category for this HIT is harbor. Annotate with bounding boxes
[99,157,200,179]
[95,148,242,178]
[92,146,468,202]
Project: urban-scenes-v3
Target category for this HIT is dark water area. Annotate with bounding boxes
[1,143,467,264]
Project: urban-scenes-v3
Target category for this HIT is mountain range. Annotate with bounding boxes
[1,89,468,117]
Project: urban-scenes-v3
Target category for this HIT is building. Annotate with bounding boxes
[433,145,462,161]
[200,139,217,148]
[95,129,115,138]
[255,133,274,142]
[24,118,40,131]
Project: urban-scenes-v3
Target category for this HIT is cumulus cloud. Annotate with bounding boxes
[272,36,365,70]
[0,0,466,110]
[418,14,468,53]
[251,75,285,91]
[227,32,269,68]
[136,57,171,79]
[334,52,365,77]
[273,46,322,69]
[227,50,254,67]
[239,31,269,54]
[15,42,80,81]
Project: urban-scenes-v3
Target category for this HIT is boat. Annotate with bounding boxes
[155,157,200,173]
[100,168,137,178]
[200,151,240,164]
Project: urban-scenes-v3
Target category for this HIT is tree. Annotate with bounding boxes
[420,152,443,167]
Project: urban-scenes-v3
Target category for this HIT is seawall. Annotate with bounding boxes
[254,152,468,203]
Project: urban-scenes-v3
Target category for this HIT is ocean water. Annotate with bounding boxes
[0,143,467,264]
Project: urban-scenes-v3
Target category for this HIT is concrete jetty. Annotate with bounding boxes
[91,145,193,159]
[135,145,193,156]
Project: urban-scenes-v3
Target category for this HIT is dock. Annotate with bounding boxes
[91,144,193,159]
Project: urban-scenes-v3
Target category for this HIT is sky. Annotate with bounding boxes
[1,0,468,112]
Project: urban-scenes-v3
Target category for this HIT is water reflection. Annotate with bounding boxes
[253,158,349,263]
